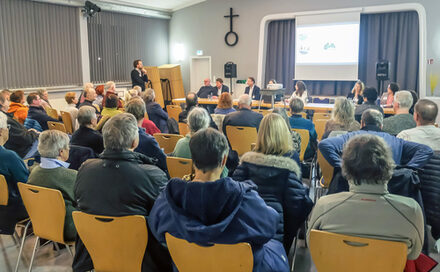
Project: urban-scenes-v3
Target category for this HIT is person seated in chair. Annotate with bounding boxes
[27,130,77,241]
[71,106,104,156]
[214,78,229,96]
[142,88,169,133]
[354,87,384,122]
[382,90,416,136]
[26,92,60,131]
[222,94,263,135]
[148,128,289,271]
[8,90,28,124]
[179,92,218,129]
[308,134,424,260]
[244,77,261,101]
[79,87,100,114]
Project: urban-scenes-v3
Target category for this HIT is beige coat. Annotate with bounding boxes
[307,183,424,260]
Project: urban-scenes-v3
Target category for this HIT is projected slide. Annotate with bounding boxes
[296,23,360,65]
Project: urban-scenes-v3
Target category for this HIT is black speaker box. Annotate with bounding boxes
[376,61,390,80]
[224,62,237,78]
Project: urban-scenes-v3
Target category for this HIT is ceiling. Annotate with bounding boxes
[98,0,206,12]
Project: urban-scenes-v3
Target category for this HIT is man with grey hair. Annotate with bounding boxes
[319,108,432,170]
[102,81,122,109]
[71,106,103,155]
[382,90,416,135]
[28,130,77,241]
[143,88,169,133]
[125,97,168,173]
[308,134,424,260]
[79,87,99,114]
[222,94,263,134]
[73,113,172,272]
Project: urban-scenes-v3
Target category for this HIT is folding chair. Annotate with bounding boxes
[314,119,328,140]
[225,126,258,157]
[291,129,310,161]
[178,122,190,136]
[167,157,193,178]
[60,111,74,134]
[45,108,58,120]
[153,133,183,154]
[47,121,66,133]
[167,105,182,122]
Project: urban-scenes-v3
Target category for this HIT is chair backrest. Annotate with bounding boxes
[165,233,253,272]
[317,150,334,188]
[292,128,310,161]
[0,175,8,206]
[72,212,148,272]
[252,109,272,116]
[45,107,59,119]
[314,119,328,140]
[178,122,190,136]
[309,230,407,272]
[225,126,258,157]
[167,157,193,178]
[60,111,74,134]
[153,133,184,154]
[47,121,67,133]
[17,183,66,243]
[144,112,149,120]
[312,112,331,122]
[167,105,182,122]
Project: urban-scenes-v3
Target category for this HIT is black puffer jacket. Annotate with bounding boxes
[233,151,313,251]
[73,150,172,272]
[419,151,440,240]
[3,111,38,158]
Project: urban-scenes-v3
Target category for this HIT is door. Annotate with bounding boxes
[190,56,211,93]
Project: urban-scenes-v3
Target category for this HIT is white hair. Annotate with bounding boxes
[77,106,97,126]
[102,113,139,150]
[188,107,210,133]
[143,88,155,103]
[238,94,251,106]
[38,130,70,158]
[394,90,413,109]
[0,111,7,129]
[104,81,115,92]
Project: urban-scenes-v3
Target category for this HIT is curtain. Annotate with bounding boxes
[0,0,82,88]
[87,11,169,84]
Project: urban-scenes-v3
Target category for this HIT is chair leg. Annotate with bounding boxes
[66,244,73,257]
[15,221,31,272]
[28,236,40,272]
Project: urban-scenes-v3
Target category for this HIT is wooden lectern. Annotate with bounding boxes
[158,64,185,104]
[144,66,165,108]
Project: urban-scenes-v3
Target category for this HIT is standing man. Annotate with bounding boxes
[214,78,229,96]
[244,77,261,100]
[131,59,149,92]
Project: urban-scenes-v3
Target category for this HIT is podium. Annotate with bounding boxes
[144,66,165,108]
[158,64,185,103]
[258,88,286,109]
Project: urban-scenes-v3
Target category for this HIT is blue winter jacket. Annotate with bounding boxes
[134,127,168,175]
[148,177,289,272]
[146,102,169,133]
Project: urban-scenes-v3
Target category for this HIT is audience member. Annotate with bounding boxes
[397,99,440,151]
[73,113,171,272]
[79,87,99,114]
[26,92,59,131]
[214,92,235,114]
[179,92,198,122]
[27,130,77,241]
[383,90,416,135]
[244,77,261,100]
[196,78,215,98]
[64,92,79,131]
[100,94,122,118]
[289,81,308,104]
[173,107,228,177]
[0,94,39,158]
[71,106,104,155]
[409,90,419,115]
[354,87,384,121]
[214,78,229,96]
[308,134,424,260]
[272,108,301,154]
[142,88,169,133]
[323,97,360,139]
[289,98,317,160]
[347,80,364,105]
[124,88,141,102]
[148,128,289,271]
[141,117,161,135]
[93,85,104,109]
[8,90,28,124]
[0,89,10,101]
[37,89,52,109]
[125,97,168,173]
[234,113,312,251]
[222,94,263,134]
[0,111,29,235]
[319,109,433,169]
[102,81,123,109]
[77,82,94,107]
[381,82,399,108]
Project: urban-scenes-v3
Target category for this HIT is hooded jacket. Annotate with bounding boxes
[148,177,289,272]
[7,102,28,124]
[3,111,38,158]
[233,151,313,250]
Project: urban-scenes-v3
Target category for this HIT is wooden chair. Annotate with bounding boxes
[153,133,184,154]
[165,233,253,272]
[292,128,310,161]
[225,126,258,157]
[309,230,407,272]
[45,107,58,119]
[0,175,8,206]
[167,157,193,178]
[312,112,331,122]
[60,111,74,134]
[253,109,272,116]
[47,121,66,133]
[178,122,190,136]
[314,119,328,140]
[167,105,182,122]
[17,183,74,271]
[144,112,149,120]
[72,212,148,272]
[314,150,334,202]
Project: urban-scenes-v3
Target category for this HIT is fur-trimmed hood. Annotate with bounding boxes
[240,151,301,177]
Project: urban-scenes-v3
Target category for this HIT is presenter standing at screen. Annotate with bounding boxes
[289,81,308,104]
[131,59,149,92]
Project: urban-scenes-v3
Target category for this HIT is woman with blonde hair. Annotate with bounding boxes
[233,113,313,251]
[214,92,236,115]
[323,97,361,139]
[347,80,364,105]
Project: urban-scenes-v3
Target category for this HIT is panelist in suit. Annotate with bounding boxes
[197,78,216,98]
[244,77,261,100]
[214,78,229,96]
[131,59,149,91]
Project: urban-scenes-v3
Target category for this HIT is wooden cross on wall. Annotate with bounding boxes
[224,7,239,46]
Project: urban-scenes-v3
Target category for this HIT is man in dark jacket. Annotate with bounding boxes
[354,87,384,121]
[26,93,60,131]
[79,87,100,114]
[0,93,39,158]
[148,128,289,271]
[142,88,169,133]
[213,78,229,96]
[71,106,104,156]
[179,92,218,129]
[73,113,171,272]
[222,94,263,134]
[196,78,215,98]
[131,59,149,91]
[244,77,261,100]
